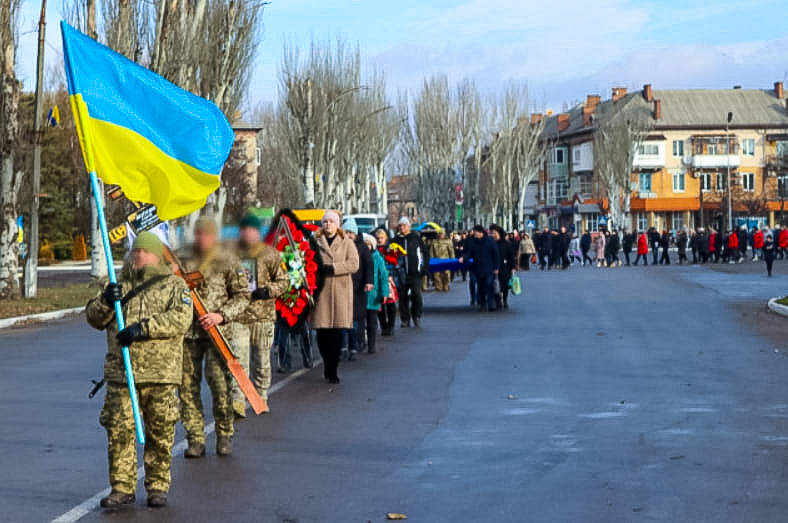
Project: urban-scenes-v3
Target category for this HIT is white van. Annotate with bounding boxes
[343,214,388,234]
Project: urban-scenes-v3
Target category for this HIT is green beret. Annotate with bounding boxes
[132,231,164,259]
[239,214,261,230]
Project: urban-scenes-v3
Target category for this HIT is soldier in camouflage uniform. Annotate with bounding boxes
[180,217,250,458]
[231,214,289,417]
[430,230,454,292]
[85,232,192,509]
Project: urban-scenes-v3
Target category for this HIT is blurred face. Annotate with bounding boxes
[473,230,483,239]
[490,229,501,241]
[322,218,339,236]
[346,231,357,241]
[376,232,387,247]
[399,222,411,235]
[239,226,261,246]
[194,227,217,253]
[131,248,160,268]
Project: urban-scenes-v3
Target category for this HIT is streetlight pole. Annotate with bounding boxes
[726,111,734,232]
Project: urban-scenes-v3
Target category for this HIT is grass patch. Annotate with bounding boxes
[778,296,788,307]
[0,284,97,319]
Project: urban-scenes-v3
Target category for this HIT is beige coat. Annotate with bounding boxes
[311,230,359,329]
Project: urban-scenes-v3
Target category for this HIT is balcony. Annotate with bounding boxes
[633,144,665,169]
[766,154,788,176]
[689,135,740,169]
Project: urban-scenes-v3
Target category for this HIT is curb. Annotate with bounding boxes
[0,307,85,330]
[767,297,788,318]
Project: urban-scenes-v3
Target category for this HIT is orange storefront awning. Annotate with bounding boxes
[630,197,700,212]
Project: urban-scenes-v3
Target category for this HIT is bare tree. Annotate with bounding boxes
[595,114,651,230]
[0,0,22,299]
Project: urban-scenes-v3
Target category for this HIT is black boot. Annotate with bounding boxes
[216,435,233,457]
[147,491,167,508]
[100,490,135,508]
[184,441,206,459]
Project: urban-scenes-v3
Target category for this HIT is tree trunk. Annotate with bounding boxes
[0,46,21,299]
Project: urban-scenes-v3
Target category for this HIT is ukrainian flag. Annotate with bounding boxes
[60,22,234,220]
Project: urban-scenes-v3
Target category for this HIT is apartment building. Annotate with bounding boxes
[539,83,788,233]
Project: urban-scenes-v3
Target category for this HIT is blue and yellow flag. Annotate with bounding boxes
[47,105,60,127]
[60,22,234,220]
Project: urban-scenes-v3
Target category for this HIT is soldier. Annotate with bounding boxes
[430,230,454,292]
[85,232,192,509]
[232,214,289,417]
[180,217,250,458]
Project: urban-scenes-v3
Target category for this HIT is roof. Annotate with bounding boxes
[541,87,788,142]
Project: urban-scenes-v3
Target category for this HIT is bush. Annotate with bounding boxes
[39,240,55,265]
[53,241,73,261]
[73,234,87,261]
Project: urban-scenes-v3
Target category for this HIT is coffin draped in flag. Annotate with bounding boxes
[60,22,234,220]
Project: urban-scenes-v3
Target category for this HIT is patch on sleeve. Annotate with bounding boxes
[182,288,192,305]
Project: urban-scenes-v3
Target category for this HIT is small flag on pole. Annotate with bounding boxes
[60,22,235,220]
[46,105,60,127]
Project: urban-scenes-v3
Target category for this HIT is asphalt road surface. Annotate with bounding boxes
[3,263,788,522]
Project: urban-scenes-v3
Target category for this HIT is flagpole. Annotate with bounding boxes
[61,21,145,445]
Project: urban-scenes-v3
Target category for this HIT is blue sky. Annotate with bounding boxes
[16,0,788,114]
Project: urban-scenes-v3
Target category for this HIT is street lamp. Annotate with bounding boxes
[726,111,734,232]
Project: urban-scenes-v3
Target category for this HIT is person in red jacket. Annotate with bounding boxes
[778,225,788,260]
[753,227,764,261]
[709,230,717,263]
[727,229,739,264]
[634,231,649,266]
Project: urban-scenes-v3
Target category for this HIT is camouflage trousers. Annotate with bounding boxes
[100,383,179,494]
[433,270,450,292]
[181,338,234,444]
[232,321,275,401]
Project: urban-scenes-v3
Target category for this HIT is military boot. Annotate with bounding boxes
[184,441,206,459]
[100,490,135,508]
[147,491,167,508]
[216,435,233,457]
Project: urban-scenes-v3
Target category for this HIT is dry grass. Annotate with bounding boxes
[0,284,96,319]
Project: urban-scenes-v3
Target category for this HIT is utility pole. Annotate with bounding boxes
[24,0,46,298]
[726,111,734,232]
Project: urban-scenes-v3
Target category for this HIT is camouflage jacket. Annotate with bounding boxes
[86,263,192,385]
[430,238,454,259]
[237,242,290,324]
[179,246,250,340]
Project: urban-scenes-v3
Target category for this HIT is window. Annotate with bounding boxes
[778,175,788,198]
[585,213,599,233]
[672,212,684,231]
[637,213,649,233]
[741,139,755,156]
[707,143,719,155]
[778,141,788,157]
[741,172,755,192]
[255,147,262,166]
[550,148,565,164]
[672,140,684,157]
[716,172,728,191]
[639,172,652,192]
[672,172,685,193]
[700,172,712,192]
[573,148,581,163]
[638,144,659,155]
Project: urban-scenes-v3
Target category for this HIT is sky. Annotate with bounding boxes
[15,0,788,115]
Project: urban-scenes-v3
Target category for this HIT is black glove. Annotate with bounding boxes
[103,283,123,306]
[116,323,148,347]
[322,264,335,276]
[251,287,270,300]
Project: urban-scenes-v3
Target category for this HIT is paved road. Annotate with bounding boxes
[3,264,788,522]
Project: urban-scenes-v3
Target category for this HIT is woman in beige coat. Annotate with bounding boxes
[312,211,359,383]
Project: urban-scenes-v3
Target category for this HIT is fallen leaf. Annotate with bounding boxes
[386,513,407,520]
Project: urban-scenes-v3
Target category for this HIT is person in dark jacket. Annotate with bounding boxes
[764,233,776,276]
[608,230,621,267]
[549,229,561,269]
[490,224,516,310]
[738,226,748,261]
[676,228,688,264]
[343,218,373,360]
[558,227,571,269]
[659,230,671,265]
[580,231,592,266]
[538,227,551,270]
[713,229,723,263]
[621,230,634,266]
[459,225,499,312]
[391,217,429,328]
[648,227,660,265]
[697,228,709,263]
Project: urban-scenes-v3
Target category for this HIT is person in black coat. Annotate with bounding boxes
[459,225,500,312]
[608,230,621,267]
[344,220,373,360]
[648,227,660,265]
[697,229,709,263]
[580,231,592,266]
[559,227,571,269]
[764,234,776,276]
[737,226,748,261]
[659,230,671,265]
[490,224,516,310]
[621,230,634,266]
[537,227,551,270]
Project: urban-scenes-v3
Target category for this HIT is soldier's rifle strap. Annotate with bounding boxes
[100,275,171,330]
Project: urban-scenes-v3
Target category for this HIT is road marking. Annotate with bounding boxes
[51,366,314,523]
